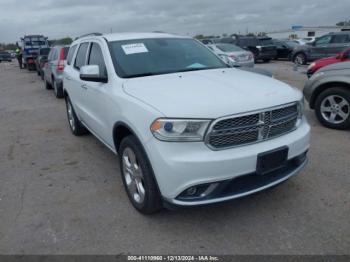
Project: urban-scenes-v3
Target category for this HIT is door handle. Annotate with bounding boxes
[81,84,88,90]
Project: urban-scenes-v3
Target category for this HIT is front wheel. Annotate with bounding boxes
[119,135,162,214]
[315,87,350,129]
[293,53,307,65]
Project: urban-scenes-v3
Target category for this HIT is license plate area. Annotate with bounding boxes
[257,146,289,175]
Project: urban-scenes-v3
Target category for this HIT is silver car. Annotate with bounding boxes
[207,43,254,68]
[304,61,350,129]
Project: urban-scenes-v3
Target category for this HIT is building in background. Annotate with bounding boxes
[267,26,350,39]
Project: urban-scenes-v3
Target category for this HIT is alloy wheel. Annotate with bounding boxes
[295,54,305,65]
[320,95,350,124]
[122,147,146,204]
[67,101,76,131]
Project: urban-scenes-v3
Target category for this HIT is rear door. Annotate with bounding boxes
[81,41,112,146]
[44,49,54,82]
[48,48,58,84]
[69,42,90,119]
[327,34,350,57]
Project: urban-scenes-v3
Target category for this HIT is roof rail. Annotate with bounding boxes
[76,32,103,40]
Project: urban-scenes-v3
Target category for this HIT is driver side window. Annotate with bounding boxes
[315,35,332,46]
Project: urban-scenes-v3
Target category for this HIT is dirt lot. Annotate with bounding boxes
[0,60,349,255]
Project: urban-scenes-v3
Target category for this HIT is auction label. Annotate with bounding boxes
[122,43,148,55]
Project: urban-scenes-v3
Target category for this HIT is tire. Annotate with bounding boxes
[53,80,64,99]
[44,79,52,90]
[119,135,162,214]
[293,53,307,65]
[314,87,350,130]
[65,96,88,136]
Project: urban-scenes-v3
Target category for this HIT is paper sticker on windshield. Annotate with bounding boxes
[121,43,148,55]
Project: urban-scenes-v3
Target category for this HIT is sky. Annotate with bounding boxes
[0,0,349,42]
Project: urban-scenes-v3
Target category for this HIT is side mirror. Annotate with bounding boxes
[80,65,108,83]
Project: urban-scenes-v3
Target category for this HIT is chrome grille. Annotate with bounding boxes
[206,103,299,150]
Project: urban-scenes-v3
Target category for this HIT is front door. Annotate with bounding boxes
[310,35,332,60]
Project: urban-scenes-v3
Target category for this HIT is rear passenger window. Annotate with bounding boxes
[52,49,58,60]
[331,35,350,44]
[74,43,89,70]
[67,45,77,65]
[88,43,107,77]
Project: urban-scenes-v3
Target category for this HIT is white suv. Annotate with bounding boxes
[63,32,310,214]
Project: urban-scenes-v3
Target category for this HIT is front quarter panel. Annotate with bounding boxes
[304,72,350,108]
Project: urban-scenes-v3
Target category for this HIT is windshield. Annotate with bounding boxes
[109,38,227,78]
[216,44,244,52]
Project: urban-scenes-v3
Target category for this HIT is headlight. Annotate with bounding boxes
[312,71,324,79]
[150,118,211,142]
[297,98,305,125]
[308,62,315,70]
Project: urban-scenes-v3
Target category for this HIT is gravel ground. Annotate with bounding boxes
[0,60,349,255]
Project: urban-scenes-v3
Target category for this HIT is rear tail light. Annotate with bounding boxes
[56,48,65,72]
[28,59,34,64]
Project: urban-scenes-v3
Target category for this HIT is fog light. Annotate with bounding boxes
[177,183,220,200]
[186,187,197,196]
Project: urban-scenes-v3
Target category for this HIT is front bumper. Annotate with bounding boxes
[145,118,310,206]
[236,60,254,68]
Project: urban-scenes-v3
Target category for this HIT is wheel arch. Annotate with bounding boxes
[310,81,350,109]
[113,121,141,154]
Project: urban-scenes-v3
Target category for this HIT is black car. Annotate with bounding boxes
[220,36,277,62]
[272,39,299,60]
[0,51,12,62]
[35,47,51,79]
[292,32,350,65]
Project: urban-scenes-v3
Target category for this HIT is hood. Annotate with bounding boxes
[122,68,302,118]
[318,61,350,73]
[314,56,338,65]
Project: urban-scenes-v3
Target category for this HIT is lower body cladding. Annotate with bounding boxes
[145,118,310,206]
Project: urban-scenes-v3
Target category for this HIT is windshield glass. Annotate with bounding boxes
[109,38,227,78]
[216,44,244,52]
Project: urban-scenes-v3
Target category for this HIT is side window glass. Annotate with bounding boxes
[74,43,89,70]
[88,43,107,77]
[331,35,350,44]
[315,35,332,46]
[48,50,53,61]
[67,45,77,65]
[53,49,58,60]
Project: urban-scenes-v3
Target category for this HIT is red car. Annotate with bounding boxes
[307,48,350,77]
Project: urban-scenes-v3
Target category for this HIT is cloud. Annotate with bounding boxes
[0,0,349,42]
